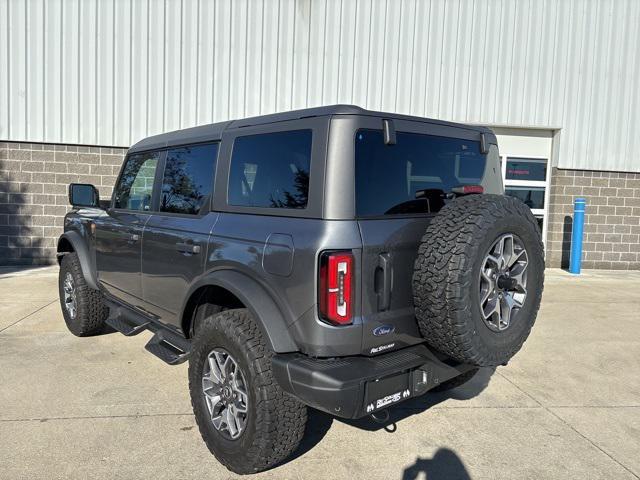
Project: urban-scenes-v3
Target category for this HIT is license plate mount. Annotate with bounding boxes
[363,372,412,414]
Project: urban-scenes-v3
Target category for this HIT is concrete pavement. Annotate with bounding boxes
[0,267,638,479]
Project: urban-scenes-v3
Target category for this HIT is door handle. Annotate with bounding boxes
[375,253,392,312]
[176,242,201,255]
[128,233,140,243]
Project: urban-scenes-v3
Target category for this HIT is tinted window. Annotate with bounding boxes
[355,129,486,216]
[228,130,312,209]
[113,152,159,211]
[505,186,545,209]
[506,158,547,181]
[160,144,218,215]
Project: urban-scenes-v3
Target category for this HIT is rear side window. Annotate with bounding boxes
[113,152,160,211]
[160,143,218,215]
[228,130,312,209]
[355,129,486,216]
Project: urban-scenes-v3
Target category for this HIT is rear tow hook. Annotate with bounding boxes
[370,409,397,432]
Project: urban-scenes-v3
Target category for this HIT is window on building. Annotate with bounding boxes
[505,158,547,181]
[505,186,546,209]
[355,129,486,216]
[113,152,160,211]
[160,143,218,215]
[501,155,550,243]
[228,130,312,209]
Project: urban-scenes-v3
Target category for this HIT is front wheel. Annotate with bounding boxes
[58,252,108,336]
[189,308,307,474]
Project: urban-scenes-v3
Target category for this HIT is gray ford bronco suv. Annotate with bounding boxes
[57,105,544,474]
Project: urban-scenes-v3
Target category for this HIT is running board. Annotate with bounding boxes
[144,331,190,365]
[106,315,150,336]
[104,298,191,365]
[105,301,154,336]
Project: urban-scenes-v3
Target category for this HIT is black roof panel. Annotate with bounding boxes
[128,104,491,153]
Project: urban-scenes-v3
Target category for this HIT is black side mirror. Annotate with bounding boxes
[68,183,100,208]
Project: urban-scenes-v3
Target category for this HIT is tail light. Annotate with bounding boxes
[318,251,354,325]
[451,184,484,195]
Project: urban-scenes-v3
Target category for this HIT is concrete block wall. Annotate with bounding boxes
[546,168,640,270]
[0,142,126,265]
[2,141,640,270]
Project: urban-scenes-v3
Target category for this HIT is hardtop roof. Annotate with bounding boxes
[128,104,492,153]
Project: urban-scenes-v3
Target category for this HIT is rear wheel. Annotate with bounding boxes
[58,252,108,336]
[189,309,307,474]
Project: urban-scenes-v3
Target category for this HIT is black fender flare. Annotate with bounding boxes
[57,231,99,290]
[183,270,298,353]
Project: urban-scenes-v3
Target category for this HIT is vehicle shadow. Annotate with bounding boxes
[288,367,495,461]
[402,448,472,480]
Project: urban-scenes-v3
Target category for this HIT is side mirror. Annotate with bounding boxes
[68,183,100,208]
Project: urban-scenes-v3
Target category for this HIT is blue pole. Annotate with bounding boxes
[569,198,586,274]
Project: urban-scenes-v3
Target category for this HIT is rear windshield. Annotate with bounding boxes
[355,129,486,216]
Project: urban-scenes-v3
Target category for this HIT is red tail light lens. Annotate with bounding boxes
[451,184,484,195]
[319,251,354,325]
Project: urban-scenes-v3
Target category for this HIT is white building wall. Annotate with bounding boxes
[1,0,640,172]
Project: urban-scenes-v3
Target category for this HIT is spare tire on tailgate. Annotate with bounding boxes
[413,194,544,367]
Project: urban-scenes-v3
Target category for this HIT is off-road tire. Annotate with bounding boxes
[58,252,108,336]
[413,194,544,367]
[189,308,307,474]
[430,368,479,392]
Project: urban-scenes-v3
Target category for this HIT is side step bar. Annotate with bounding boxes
[106,315,150,336]
[105,299,191,365]
[144,331,190,365]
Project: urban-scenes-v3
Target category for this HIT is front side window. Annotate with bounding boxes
[113,152,160,211]
[228,130,312,209]
[355,129,487,216]
[160,143,218,215]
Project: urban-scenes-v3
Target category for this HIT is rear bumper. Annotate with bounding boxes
[272,344,470,419]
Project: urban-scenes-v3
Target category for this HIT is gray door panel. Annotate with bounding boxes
[95,150,162,307]
[141,213,218,326]
[94,210,149,306]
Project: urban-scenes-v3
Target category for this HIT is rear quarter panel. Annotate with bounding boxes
[207,214,364,357]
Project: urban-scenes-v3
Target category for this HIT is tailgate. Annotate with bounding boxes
[357,217,431,355]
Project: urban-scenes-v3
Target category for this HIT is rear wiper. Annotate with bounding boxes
[415,188,446,199]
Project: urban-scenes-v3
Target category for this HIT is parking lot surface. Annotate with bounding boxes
[1,266,639,479]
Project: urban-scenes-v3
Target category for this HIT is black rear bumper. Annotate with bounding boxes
[272,344,470,419]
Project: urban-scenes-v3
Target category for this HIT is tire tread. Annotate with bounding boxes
[59,252,108,336]
[189,309,307,474]
[412,194,544,366]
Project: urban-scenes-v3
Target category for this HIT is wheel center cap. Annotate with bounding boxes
[496,274,517,291]
[222,386,232,399]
